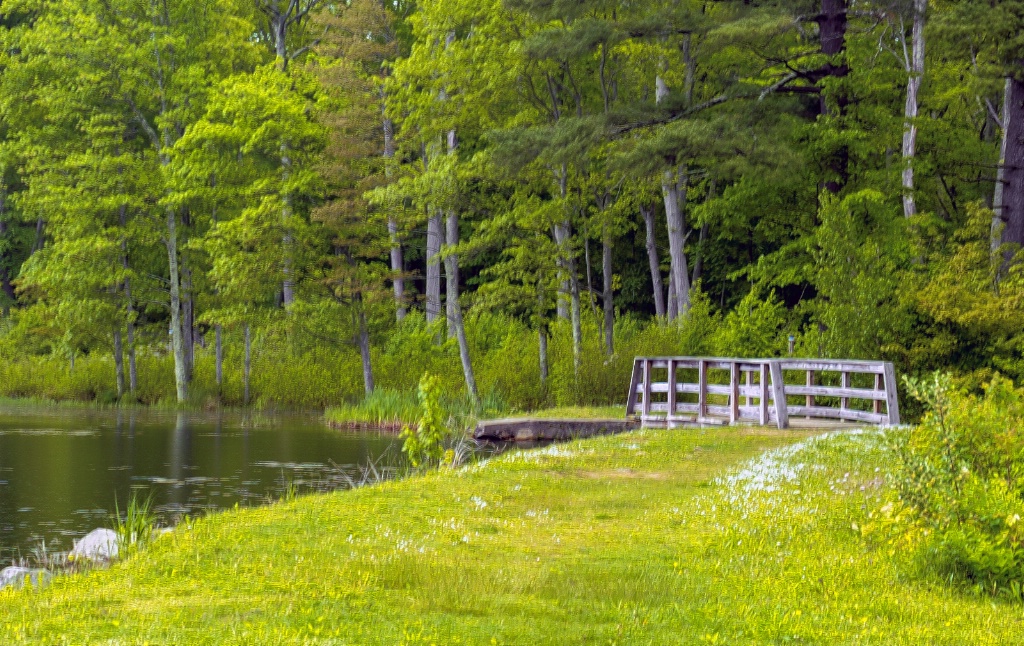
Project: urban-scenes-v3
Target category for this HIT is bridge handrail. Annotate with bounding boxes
[625,356,899,429]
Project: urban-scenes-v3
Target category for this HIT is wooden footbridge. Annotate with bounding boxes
[626,357,900,429]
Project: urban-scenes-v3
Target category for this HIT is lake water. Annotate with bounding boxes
[0,405,400,563]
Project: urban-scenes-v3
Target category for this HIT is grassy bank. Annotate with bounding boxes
[3,427,1022,644]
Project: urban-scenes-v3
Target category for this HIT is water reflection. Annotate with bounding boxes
[0,406,398,562]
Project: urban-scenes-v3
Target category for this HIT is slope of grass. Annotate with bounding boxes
[2,427,1023,644]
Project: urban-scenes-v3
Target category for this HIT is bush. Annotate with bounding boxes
[890,372,1024,593]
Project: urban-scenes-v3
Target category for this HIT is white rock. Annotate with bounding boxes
[0,566,49,589]
[70,528,119,562]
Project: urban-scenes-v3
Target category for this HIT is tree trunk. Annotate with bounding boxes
[554,164,570,319]
[383,116,406,321]
[281,142,296,307]
[356,297,374,395]
[667,270,677,319]
[602,221,613,355]
[244,323,252,405]
[215,325,223,388]
[641,204,665,318]
[691,181,714,286]
[181,264,194,383]
[33,217,44,252]
[994,78,1013,257]
[901,0,926,218]
[818,0,850,194]
[425,211,443,324]
[113,329,125,398]
[119,205,136,395]
[444,205,478,402]
[569,254,582,376]
[166,207,187,403]
[1000,77,1024,269]
[663,166,691,318]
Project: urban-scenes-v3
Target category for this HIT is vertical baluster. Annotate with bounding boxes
[667,359,677,427]
[698,359,708,420]
[729,362,739,424]
[873,373,882,415]
[806,369,815,418]
[840,371,850,418]
[759,363,769,425]
[642,359,652,421]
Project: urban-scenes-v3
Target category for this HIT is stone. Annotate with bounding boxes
[69,528,119,562]
[0,566,49,590]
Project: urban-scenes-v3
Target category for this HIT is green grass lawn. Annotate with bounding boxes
[3,426,1023,644]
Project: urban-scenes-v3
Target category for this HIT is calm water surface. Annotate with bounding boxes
[0,405,399,562]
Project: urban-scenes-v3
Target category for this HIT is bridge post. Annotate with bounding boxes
[769,361,789,429]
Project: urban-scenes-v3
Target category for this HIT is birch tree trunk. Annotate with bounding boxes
[425,211,443,323]
[356,296,374,395]
[119,205,136,395]
[113,329,125,398]
[243,323,252,406]
[901,0,926,218]
[663,166,691,319]
[383,115,406,321]
[281,142,296,307]
[554,164,570,319]
[166,205,188,402]
[443,129,478,403]
[1000,77,1024,270]
[993,78,1012,257]
[641,203,666,318]
[602,220,614,355]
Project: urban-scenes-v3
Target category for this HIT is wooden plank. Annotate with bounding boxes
[698,359,708,418]
[667,359,677,418]
[782,385,887,400]
[841,371,850,411]
[635,383,700,394]
[883,362,901,425]
[759,363,769,426]
[641,359,652,419]
[787,406,888,424]
[649,383,670,393]
[730,362,740,424]
[625,360,641,416]
[706,384,734,396]
[777,360,885,374]
[769,361,789,429]
[806,369,815,412]
[745,370,753,407]
[873,373,882,415]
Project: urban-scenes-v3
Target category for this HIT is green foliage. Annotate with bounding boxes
[112,491,157,557]
[889,372,1024,592]
[399,373,446,468]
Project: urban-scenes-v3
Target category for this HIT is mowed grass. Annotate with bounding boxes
[3,427,1024,644]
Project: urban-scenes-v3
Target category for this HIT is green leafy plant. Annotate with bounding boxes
[113,491,157,556]
[891,372,1024,592]
[399,373,446,468]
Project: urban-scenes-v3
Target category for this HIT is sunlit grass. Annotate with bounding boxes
[2,426,1023,644]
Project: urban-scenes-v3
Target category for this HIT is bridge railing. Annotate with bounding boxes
[625,357,899,430]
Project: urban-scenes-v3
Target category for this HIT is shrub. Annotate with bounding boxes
[889,372,1024,592]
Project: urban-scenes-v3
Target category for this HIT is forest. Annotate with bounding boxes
[0,0,1021,412]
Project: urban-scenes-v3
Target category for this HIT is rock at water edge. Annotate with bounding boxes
[70,528,119,562]
[0,566,50,589]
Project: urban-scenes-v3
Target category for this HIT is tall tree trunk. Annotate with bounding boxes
[901,0,926,218]
[32,217,44,252]
[994,78,1013,257]
[570,259,582,375]
[1000,77,1024,269]
[181,264,195,383]
[667,270,677,319]
[243,323,252,406]
[425,211,443,323]
[281,142,296,307]
[554,164,571,319]
[442,127,478,402]
[663,166,691,318]
[602,220,613,355]
[356,296,374,395]
[166,207,187,403]
[818,0,850,194]
[538,280,549,385]
[119,204,136,395]
[383,115,406,321]
[641,203,665,318]
[113,329,125,398]
[215,325,224,388]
